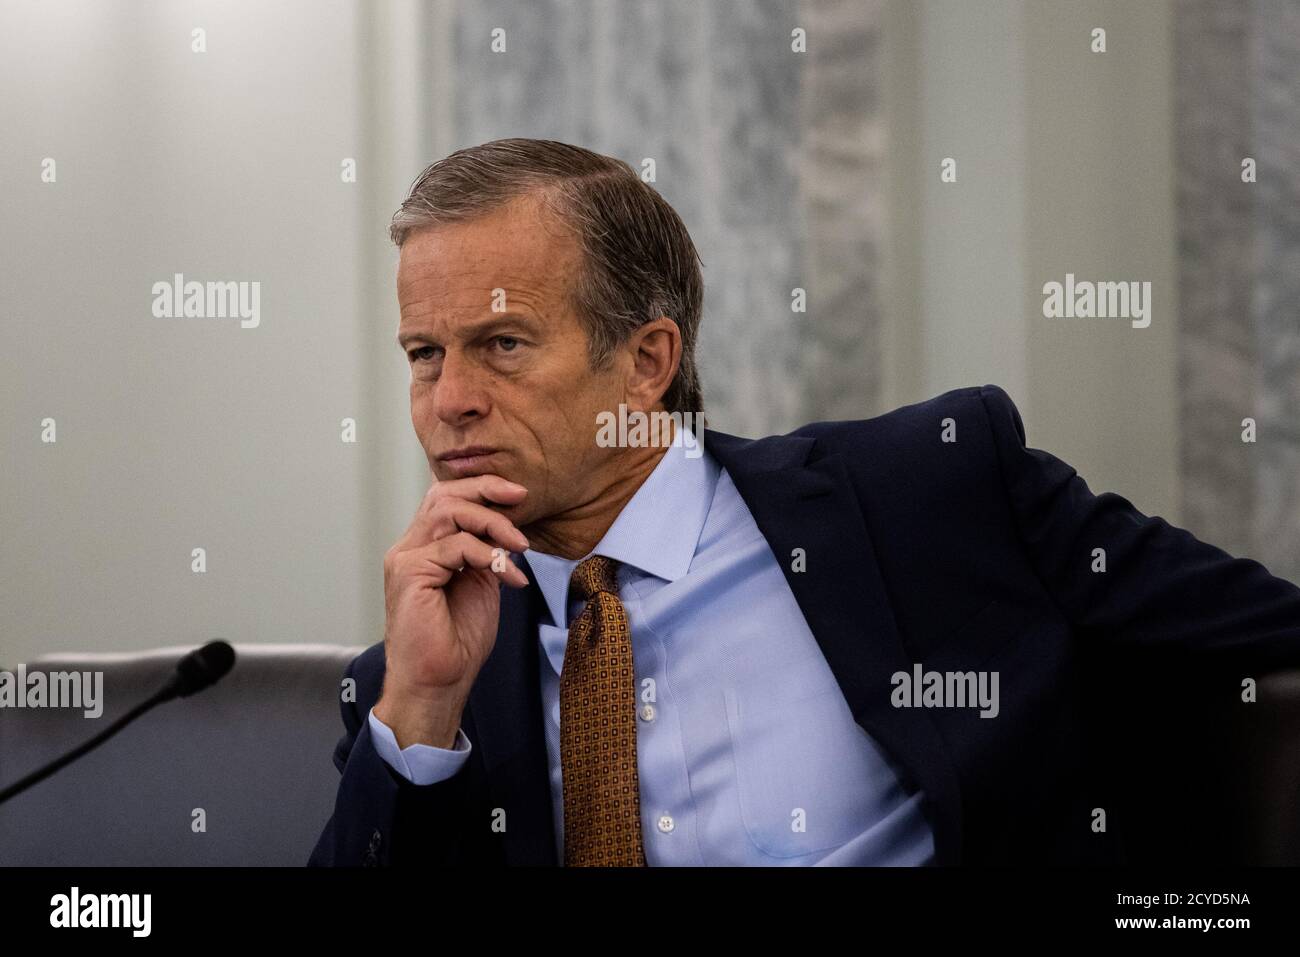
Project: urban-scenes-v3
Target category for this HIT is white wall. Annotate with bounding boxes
[883,0,1180,522]
[0,0,425,665]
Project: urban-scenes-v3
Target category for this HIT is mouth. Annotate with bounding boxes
[437,446,501,478]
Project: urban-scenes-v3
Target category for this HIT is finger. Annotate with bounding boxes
[397,474,529,552]
[426,473,529,509]
[397,496,530,555]
[404,532,530,589]
[431,498,531,552]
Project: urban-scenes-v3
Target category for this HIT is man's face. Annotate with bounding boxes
[396,193,631,527]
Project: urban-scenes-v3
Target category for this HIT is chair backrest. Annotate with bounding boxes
[5,643,1297,865]
[1086,654,1300,866]
[0,643,364,866]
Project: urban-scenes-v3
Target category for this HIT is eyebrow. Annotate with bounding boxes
[397,312,540,349]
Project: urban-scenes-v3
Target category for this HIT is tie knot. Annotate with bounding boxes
[569,554,620,603]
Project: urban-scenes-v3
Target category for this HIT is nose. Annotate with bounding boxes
[429,349,490,427]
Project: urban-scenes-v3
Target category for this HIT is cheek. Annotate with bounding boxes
[408,390,439,449]
[408,390,427,428]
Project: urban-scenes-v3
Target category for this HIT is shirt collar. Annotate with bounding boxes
[526,425,717,628]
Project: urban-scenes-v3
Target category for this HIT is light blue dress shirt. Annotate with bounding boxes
[369,427,934,865]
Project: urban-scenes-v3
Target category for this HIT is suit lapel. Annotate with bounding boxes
[467,556,557,865]
[703,427,964,865]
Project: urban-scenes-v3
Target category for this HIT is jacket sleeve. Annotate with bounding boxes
[307,652,480,866]
[977,383,1300,670]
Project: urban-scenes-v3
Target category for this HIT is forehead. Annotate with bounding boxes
[397,192,582,319]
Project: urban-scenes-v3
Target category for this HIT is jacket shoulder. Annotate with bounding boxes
[790,383,1020,459]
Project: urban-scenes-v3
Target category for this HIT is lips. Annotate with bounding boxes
[437,445,498,462]
[437,447,501,478]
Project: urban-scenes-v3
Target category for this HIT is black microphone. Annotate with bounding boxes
[0,640,237,806]
[159,639,237,701]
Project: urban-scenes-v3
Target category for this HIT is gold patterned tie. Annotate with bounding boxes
[559,555,647,866]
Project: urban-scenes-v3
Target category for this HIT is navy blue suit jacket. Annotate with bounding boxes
[309,384,1300,866]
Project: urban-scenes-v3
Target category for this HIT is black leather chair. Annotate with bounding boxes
[1081,647,1300,866]
[0,644,363,866]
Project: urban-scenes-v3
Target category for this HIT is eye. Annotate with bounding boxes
[408,346,437,362]
[494,336,520,352]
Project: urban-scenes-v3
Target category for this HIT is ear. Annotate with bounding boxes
[623,316,681,412]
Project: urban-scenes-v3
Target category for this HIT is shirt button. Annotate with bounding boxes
[639,704,656,722]
[657,814,675,834]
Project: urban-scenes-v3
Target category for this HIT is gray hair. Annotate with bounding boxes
[390,138,704,417]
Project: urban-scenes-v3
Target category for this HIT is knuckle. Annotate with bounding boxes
[428,497,463,531]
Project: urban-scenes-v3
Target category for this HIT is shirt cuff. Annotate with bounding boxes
[367,706,473,785]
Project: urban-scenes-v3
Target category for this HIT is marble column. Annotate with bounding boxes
[1175,0,1300,582]
[432,0,884,437]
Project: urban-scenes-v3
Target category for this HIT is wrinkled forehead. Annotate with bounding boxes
[397,197,582,320]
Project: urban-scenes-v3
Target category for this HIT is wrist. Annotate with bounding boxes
[374,687,467,750]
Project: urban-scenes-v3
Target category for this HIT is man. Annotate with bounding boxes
[309,138,1300,867]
